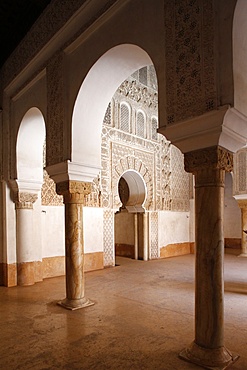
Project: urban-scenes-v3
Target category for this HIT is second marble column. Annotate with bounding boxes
[180,146,238,369]
[57,180,94,310]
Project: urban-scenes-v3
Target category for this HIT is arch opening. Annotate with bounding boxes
[71,44,154,181]
[16,107,46,191]
[118,170,146,214]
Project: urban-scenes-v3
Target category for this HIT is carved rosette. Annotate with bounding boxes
[184,146,233,188]
[56,180,92,204]
[15,192,38,210]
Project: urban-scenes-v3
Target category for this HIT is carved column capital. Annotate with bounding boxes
[236,199,247,209]
[15,192,38,210]
[184,146,233,173]
[56,180,91,204]
[184,146,233,188]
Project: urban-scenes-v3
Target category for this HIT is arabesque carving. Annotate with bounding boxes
[15,192,38,209]
[184,146,233,173]
[164,0,216,125]
[56,180,91,204]
[118,79,158,109]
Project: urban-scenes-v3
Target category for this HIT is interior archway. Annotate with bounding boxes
[115,170,147,261]
[119,170,146,213]
[16,107,46,190]
[15,107,46,285]
[72,44,153,181]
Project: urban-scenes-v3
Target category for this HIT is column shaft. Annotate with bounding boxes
[57,180,94,310]
[194,168,224,348]
[15,192,38,286]
[179,146,238,369]
[65,202,84,299]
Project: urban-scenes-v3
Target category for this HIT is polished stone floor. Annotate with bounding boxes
[1,251,247,369]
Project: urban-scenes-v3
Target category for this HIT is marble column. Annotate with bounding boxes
[179,146,239,369]
[56,180,94,310]
[134,213,138,260]
[15,192,38,286]
[236,199,247,257]
[143,212,149,261]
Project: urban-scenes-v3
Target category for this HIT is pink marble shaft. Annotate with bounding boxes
[65,201,84,300]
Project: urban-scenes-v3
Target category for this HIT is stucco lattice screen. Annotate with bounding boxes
[120,103,130,132]
[136,111,145,138]
[151,117,158,141]
[139,67,148,85]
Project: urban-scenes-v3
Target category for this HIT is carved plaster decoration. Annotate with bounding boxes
[103,209,115,266]
[15,192,38,209]
[46,53,65,166]
[184,146,233,173]
[85,176,101,207]
[170,145,190,212]
[80,66,189,214]
[234,150,247,195]
[149,211,159,259]
[118,79,158,110]
[236,199,247,209]
[2,0,118,88]
[56,180,91,204]
[112,152,153,211]
[41,170,63,206]
[164,0,216,125]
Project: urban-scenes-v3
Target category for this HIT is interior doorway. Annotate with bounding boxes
[114,170,149,261]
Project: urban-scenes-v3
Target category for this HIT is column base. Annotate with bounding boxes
[179,341,239,370]
[57,297,94,310]
[238,253,247,258]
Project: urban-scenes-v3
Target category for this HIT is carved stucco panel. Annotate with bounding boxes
[164,0,216,125]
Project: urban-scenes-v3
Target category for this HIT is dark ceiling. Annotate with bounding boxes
[0,0,51,68]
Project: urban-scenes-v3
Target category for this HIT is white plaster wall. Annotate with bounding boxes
[41,205,65,258]
[158,211,190,248]
[5,183,16,264]
[33,195,43,262]
[224,173,241,238]
[83,207,104,253]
